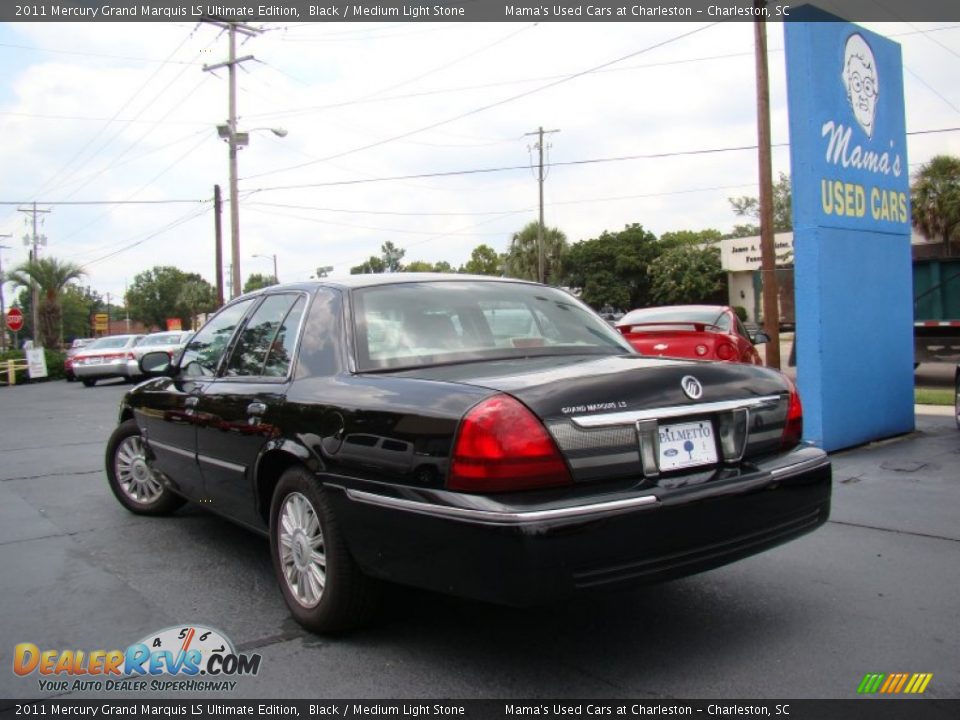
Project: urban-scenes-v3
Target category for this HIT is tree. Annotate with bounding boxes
[60,285,104,340]
[461,244,502,276]
[126,266,207,331]
[350,242,406,274]
[659,229,724,246]
[503,222,567,284]
[178,278,216,330]
[244,273,276,293]
[562,224,660,311]
[7,256,86,348]
[649,244,727,306]
[728,172,792,236]
[911,154,960,256]
[350,256,387,275]
[403,260,437,272]
[381,241,405,272]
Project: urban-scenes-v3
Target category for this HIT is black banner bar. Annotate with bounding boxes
[3,1,960,24]
[1,700,959,720]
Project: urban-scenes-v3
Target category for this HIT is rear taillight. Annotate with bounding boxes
[781,376,803,450]
[448,394,572,493]
[715,342,737,361]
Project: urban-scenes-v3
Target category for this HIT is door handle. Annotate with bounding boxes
[247,402,267,416]
[184,396,199,408]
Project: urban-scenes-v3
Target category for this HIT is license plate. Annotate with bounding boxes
[658,420,717,471]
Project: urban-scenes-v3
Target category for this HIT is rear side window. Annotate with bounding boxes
[225,294,305,378]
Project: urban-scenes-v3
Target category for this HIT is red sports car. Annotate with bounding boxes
[616,305,769,365]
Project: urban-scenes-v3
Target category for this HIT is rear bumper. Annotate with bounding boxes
[328,446,831,606]
[73,359,137,379]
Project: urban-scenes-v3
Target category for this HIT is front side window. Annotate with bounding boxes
[180,299,255,377]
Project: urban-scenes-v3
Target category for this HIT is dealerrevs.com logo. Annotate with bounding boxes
[13,625,261,693]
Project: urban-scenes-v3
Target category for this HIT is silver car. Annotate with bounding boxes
[72,334,145,387]
[126,331,191,377]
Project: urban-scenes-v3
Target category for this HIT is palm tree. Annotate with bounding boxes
[911,155,960,257]
[503,221,568,285]
[8,257,86,349]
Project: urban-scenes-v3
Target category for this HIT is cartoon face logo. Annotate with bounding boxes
[842,33,879,138]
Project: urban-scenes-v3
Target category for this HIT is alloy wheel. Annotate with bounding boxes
[278,492,327,608]
[114,435,164,505]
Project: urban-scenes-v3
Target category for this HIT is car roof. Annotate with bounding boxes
[235,273,536,298]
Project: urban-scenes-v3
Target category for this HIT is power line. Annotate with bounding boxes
[244,126,960,194]
[0,199,206,206]
[241,22,722,182]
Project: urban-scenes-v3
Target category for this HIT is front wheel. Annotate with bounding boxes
[269,467,379,634]
[105,419,185,515]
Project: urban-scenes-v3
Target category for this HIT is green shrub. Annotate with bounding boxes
[733,305,749,323]
[0,348,66,384]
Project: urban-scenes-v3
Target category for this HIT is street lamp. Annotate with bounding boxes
[252,253,278,284]
[216,124,287,299]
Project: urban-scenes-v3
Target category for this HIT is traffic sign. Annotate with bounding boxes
[5,307,24,332]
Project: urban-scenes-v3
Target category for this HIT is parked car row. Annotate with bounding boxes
[68,330,191,386]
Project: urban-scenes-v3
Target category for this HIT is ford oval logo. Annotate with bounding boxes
[681,375,703,400]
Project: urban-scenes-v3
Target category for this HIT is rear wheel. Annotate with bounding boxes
[105,419,185,515]
[269,466,379,634]
[81,378,96,387]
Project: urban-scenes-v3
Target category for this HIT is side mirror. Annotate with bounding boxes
[140,351,173,376]
[752,331,771,345]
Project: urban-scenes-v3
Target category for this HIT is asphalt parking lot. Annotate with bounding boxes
[0,377,958,701]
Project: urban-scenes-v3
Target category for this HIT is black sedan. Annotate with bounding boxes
[105,275,831,633]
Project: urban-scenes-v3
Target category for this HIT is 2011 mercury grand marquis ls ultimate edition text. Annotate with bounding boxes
[105,275,831,633]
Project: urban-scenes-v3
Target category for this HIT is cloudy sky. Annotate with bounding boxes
[0,14,958,304]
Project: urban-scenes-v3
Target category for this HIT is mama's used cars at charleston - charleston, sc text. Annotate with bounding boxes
[105,275,831,633]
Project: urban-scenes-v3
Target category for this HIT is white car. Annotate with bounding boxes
[125,330,192,378]
[72,334,145,387]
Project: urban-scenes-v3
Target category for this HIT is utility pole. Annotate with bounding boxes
[214,184,224,308]
[18,202,50,346]
[524,126,560,284]
[753,0,781,369]
[203,19,260,300]
[0,238,10,352]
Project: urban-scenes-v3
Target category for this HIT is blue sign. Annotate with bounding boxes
[788,14,911,236]
[786,7,915,451]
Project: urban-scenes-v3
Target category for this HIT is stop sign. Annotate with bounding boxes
[5,308,24,332]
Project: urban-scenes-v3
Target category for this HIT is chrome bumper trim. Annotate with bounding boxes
[570,395,781,428]
[343,489,660,526]
[769,450,831,480]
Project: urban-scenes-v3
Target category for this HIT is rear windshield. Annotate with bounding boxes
[88,336,134,350]
[352,281,633,371]
[140,332,185,346]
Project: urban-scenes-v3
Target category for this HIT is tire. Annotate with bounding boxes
[269,466,379,634]
[81,378,96,387]
[105,419,185,516]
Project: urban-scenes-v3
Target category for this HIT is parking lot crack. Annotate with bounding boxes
[1,469,101,482]
[828,519,960,544]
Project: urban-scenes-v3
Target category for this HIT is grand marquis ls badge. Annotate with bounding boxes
[681,375,703,400]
